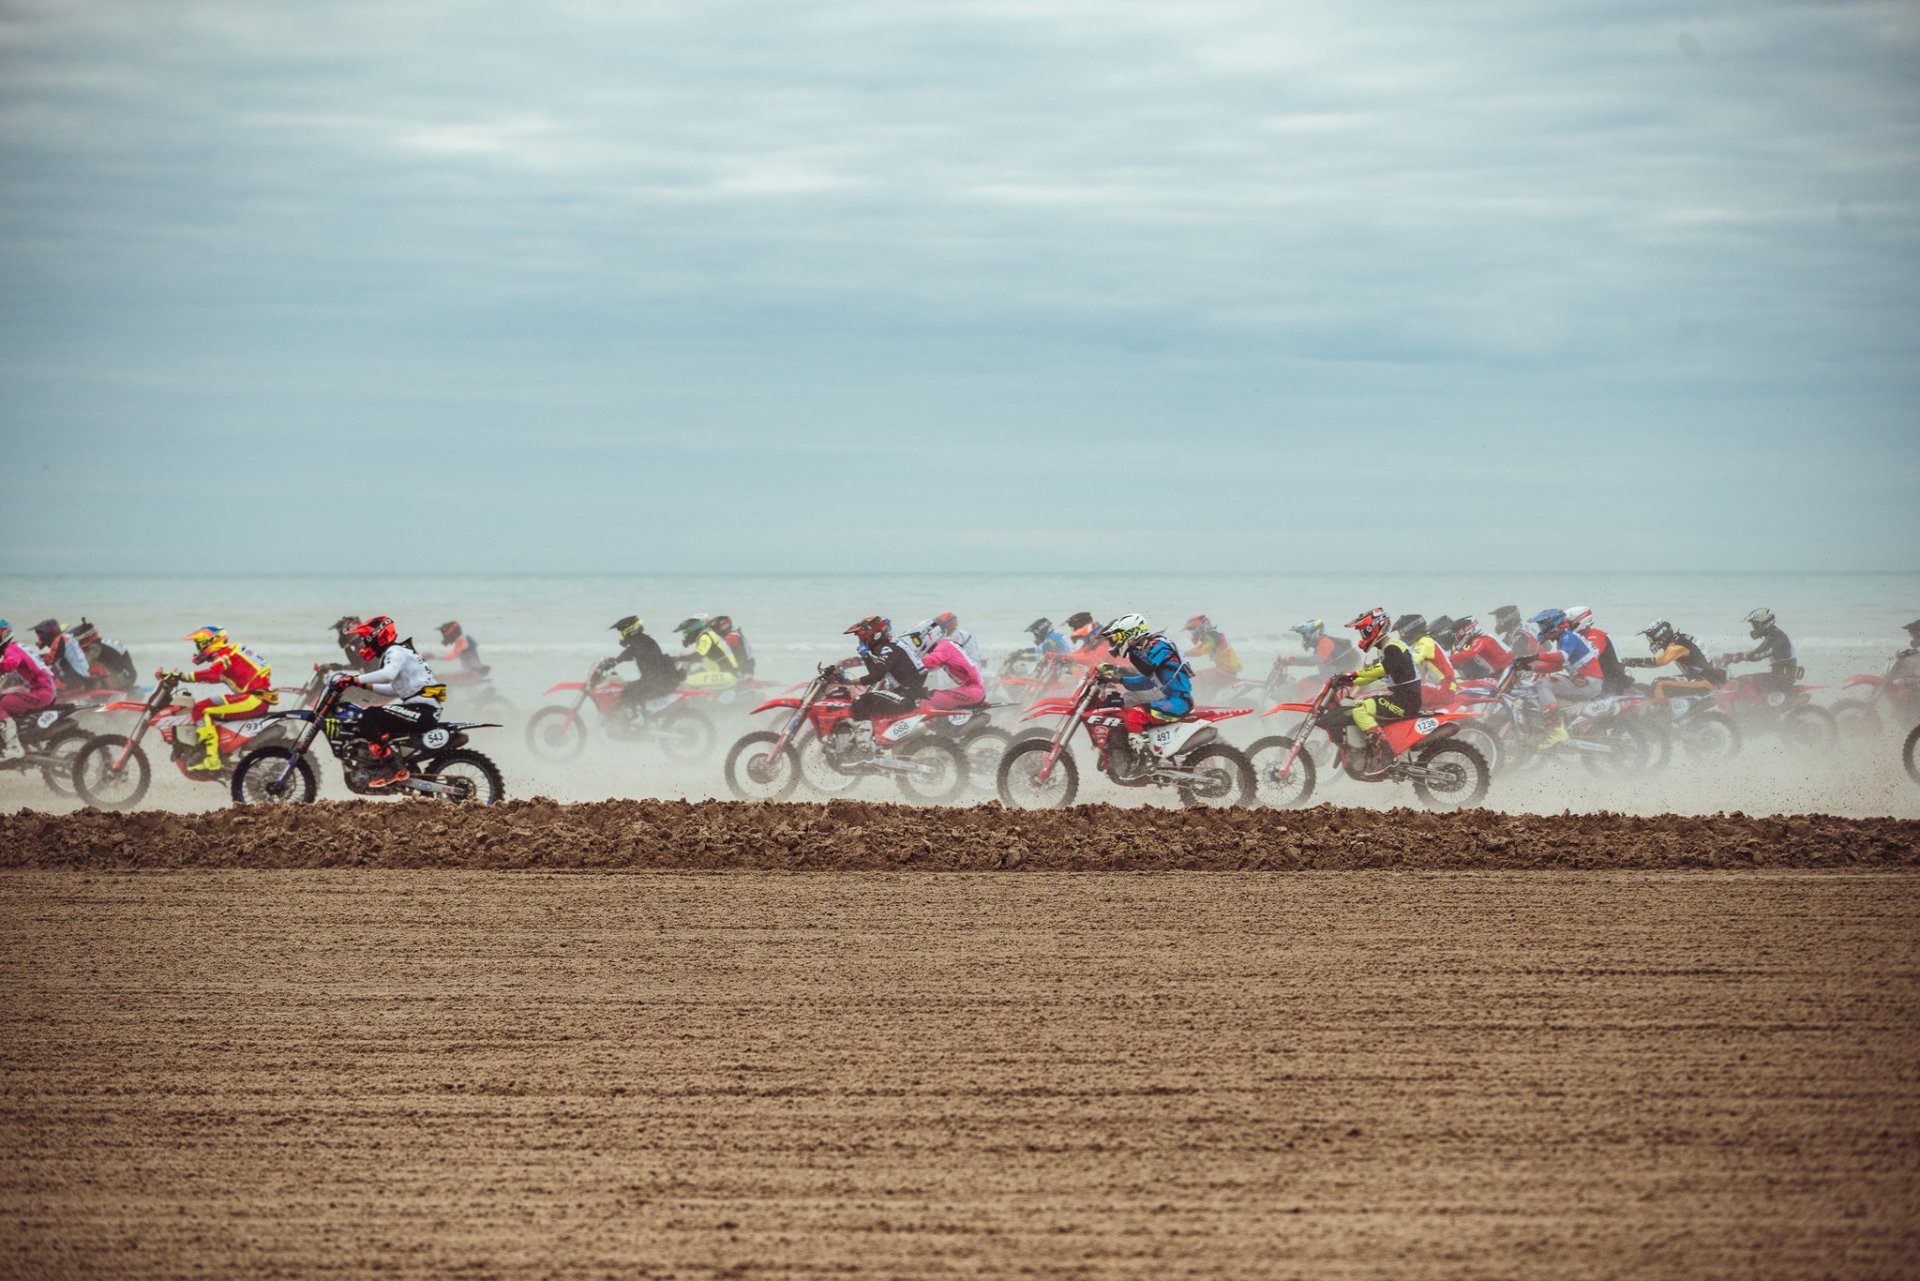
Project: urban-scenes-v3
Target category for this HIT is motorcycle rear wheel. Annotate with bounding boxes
[1177,742,1254,809]
[230,746,319,805]
[72,736,151,811]
[1409,739,1490,811]
[420,748,506,805]
[1903,722,1919,785]
[1245,735,1317,809]
[657,705,717,762]
[895,737,968,804]
[524,706,589,761]
[723,731,801,802]
[1580,721,1655,777]
[960,728,1013,795]
[996,739,1078,810]
[1674,711,1740,762]
[39,726,91,796]
[1781,705,1837,750]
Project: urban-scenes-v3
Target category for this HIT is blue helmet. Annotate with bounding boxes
[1531,607,1568,636]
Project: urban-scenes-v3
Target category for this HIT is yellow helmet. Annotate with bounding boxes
[185,625,229,661]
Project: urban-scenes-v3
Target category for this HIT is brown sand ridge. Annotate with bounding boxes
[4,797,1917,870]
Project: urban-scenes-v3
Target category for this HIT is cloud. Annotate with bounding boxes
[0,0,1914,572]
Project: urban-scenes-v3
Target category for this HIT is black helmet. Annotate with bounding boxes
[439,620,463,643]
[1025,616,1053,640]
[1393,613,1429,642]
[611,615,646,643]
[32,618,60,645]
[1063,610,1094,630]
[1906,618,1920,645]
[1492,605,1520,627]
[1430,615,1457,646]
[1641,618,1675,650]
[331,614,362,638]
[674,614,711,644]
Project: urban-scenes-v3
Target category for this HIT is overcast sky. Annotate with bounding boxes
[1,0,1915,574]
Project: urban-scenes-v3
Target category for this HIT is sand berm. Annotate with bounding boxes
[5,798,1917,870]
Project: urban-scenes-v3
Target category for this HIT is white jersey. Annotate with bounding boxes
[359,643,437,702]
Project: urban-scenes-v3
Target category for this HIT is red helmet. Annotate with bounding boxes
[1184,613,1211,634]
[1452,616,1482,646]
[1348,608,1390,652]
[844,615,890,644]
[348,615,397,661]
[933,611,958,634]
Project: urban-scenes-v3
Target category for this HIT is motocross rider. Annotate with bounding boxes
[1093,614,1194,766]
[1491,606,1541,658]
[1393,614,1458,692]
[710,615,756,676]
[1447,616,1513,681]
[1183,614,1244,694]
[1511,608,1597,747]
[1337,608,1422,760]
[930,612,985,673]
[331,616,445,788]
[604,616,683,709]
[0,620,58,763]
[1723,608,1800,693]
[1621,620,1725,698]
[1026,617,1069,657]
[438,620,485,671]
[841,616,927,722]
[33,619,93,693]
[1567,607,1633,695]
[70,619,137,690]
[675,614,740,688]
[906,619,986,711]
[330,616,377,673]
[1279,620,1358,680]
[165,626,274,772]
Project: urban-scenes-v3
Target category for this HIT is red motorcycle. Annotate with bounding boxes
[723,665,970,803]
[1244,674,1491,810]
[994,671,1254,809]
[524,661,719,762]
[69,670,315,811]
[1830,654,1919,741]
[1711,663,1836,748]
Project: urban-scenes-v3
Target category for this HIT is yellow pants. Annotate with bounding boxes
[1351,694,1410,734]
[190,693,269,769]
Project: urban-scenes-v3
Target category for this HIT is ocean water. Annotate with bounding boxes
[4,571,1916,817]
[4,570,1914,694]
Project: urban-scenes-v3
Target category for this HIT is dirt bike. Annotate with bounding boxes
[995,671,1254,810]
[524,661,718,762]
[438,662,515,721]
[1631,680,1743,761]
[230,677,505,804]
[723,666,970,803]
[0,685,97,794]
[1711,662,1836,749]
[70,671,309,811]
[1452,665,1657,777]
[1829,654,1919,741]
[1245,674,1491,811]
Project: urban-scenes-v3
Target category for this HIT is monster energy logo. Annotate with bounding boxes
[323,717,342,740]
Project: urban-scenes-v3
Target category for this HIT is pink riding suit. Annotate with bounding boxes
[919,639,985,712]
[0,642,58,722]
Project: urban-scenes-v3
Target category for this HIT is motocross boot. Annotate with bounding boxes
[185,723,223,771]
[1541,719,1571,748]
[0,718,22,763]
[360,739,408,789]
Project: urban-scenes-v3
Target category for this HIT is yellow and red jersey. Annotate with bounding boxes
[191,642,272,696]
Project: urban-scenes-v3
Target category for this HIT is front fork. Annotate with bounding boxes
[270,717,327,790]
[110,696,162,771]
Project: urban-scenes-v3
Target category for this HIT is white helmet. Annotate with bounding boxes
[1099,613,1151,651]
[903,619,938,656]
[1566,606,1594,634]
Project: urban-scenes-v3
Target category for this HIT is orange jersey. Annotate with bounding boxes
[192,643,272,695]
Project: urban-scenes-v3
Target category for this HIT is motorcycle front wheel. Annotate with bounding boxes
[996,739,1079,810]
[1245,734,1317,809]
[1177,742,1254,809]
[524,706,589,761]
[72,736,151,811]
[960,727,1013,796]
[39,726,91,796]
[1580,721,1655,777]
[1781,705,1837,750]
[723,731,801,802]
[1902,722,1919,785]
[1674,711,1740,762]
[230,746,319,805]
[895,737,968,804]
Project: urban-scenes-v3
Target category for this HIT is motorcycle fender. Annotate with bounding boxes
[1020,696,1080,722]
[1262,701,1316,716]
[1843,674,1882,688]
[102,699,147,713]
[750,697,805,716]
[544,682,588,695]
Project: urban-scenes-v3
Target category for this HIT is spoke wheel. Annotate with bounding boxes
[960,728,1013,796]
[420,748,506,805]
[72,736,151,811]
[723,731,801,802]
[1177,743,1254,809]
[895,737,968,804]
[995,739,1078,810]
[1410,740,1490,811]
[1246,734,1317,809]
[230,746,318,805]
[524,707,589,761]
[657,705,718,762]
